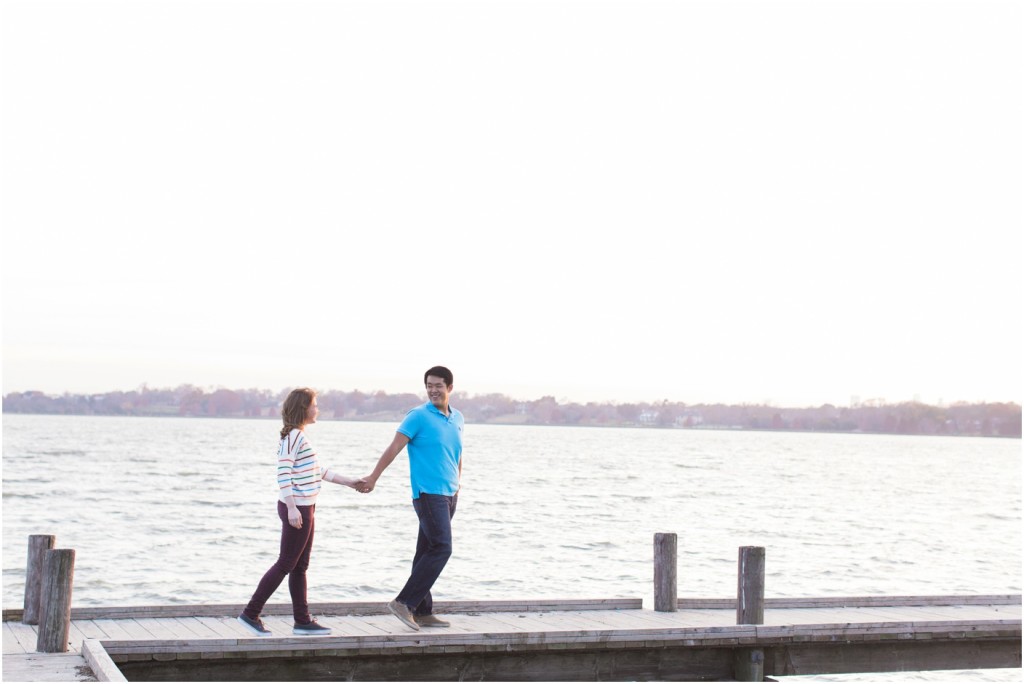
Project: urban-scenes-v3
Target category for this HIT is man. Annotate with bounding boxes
[361,365,463,631]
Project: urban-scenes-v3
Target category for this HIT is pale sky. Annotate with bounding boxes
[2,1,1021,408]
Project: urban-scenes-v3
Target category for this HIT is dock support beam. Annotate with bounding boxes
[24,534,56,625]
[36,548,76,653]
[653,533,677,612]
[735,545,766,681]
[737,546,765,625]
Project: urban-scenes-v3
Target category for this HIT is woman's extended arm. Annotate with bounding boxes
[325,471,362,488]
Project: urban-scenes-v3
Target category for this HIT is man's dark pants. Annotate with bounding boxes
[396,493,457,616]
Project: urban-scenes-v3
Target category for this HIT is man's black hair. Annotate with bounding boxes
[424,366,454,387]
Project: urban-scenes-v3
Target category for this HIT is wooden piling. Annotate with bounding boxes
[735,545,766,681]
[737,546,765,625]
[23,535,56,625]
[36,548,75,653]
[653,533,677,612]
[734,646,764,682]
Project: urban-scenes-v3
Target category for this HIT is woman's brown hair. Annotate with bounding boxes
[280,388,316,439]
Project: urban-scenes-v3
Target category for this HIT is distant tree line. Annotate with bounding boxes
[2,385,1020,438]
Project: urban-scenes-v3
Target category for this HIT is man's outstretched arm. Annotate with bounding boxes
[362,432,410,492]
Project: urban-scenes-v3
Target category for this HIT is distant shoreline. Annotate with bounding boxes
[3,387,1020,440]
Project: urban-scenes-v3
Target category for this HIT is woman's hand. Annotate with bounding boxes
[287,506,303,529]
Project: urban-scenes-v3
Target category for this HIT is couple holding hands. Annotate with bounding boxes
[237,366,463,637]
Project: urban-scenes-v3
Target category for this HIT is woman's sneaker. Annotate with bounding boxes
[237,614,272,637]
[293,620,332,636]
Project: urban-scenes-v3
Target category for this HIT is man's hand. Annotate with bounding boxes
[358,476,377,493]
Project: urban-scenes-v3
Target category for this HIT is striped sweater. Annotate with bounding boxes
[278,429,335,505]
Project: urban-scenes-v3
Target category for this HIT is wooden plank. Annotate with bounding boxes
[130,618,186,640]
[115,619,159,640]
[156,617,202,639]
[72,619,110,641]
[774,606,917,625]
[24,597,643,622]
[876,610,1011,626]
[774,637,1022,675]
[528,612,601,634]
[514,611,589,634]
[193,616,243,639]
[482,612,558,635]
[614,609,703,629]
[754,619,1021,641]
[82,639,127,682]
[956,606,1023,621]
[764,607,880,625]
[3,622,28,655]
[426,613,481,633]
[1,652,92,682]
[441,598,643,613]
[586,610,688,632]
[811,605,1018,624]
[257,615,294,636]
[329,615,393,637]
[171,617,221,639]
[570,609,658,632]
[909,605,1018,620]
[2,609,25,622]
[678,595,1022,610]
[89,619,134,641]
[8,620,40,653]
[834,610,906,625]
[551,610,656,633]
[460,613,542,635]
[674,610,738,627]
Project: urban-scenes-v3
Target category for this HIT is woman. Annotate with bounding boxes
[237,387,363,636]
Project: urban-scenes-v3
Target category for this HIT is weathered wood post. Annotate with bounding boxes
[737,545,765,624]
[36,548,76,653]
[734,546,766,682]
[23,534,56,625]
[653,532,677,612]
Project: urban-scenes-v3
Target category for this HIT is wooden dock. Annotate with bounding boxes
[3,595,1020,681]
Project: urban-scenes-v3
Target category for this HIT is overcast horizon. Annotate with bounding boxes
[3,1,1021,411]
[4,380,1018,411]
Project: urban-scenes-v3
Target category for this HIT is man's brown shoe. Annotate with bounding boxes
[415,614,451,628]
[387,600,420,631]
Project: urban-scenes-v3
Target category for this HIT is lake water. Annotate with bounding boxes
[2,413,1020,681]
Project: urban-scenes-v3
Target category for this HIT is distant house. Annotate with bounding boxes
[639,410,659,426]
[675,411,704,428]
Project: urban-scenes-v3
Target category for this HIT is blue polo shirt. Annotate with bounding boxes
[397,402,464,498]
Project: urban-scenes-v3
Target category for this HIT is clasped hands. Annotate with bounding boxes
[351,476,376,494]
[333,473,377,494]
